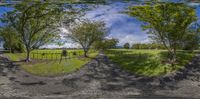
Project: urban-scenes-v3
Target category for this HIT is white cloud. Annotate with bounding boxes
[41,43,81,49]
[85,2,150,46]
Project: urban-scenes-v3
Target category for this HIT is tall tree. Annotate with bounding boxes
[124,43,130,49]
[68,20,107,57]
[93,38,119,50]
[182,23,200,50]
[128,3,197,66]
[182,32,199,50]
[1,0,64,62]
[0,27,23,53]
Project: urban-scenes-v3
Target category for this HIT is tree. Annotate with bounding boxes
[182,32,199,50]
[131,43,165,49]
[103,38,119,49]
[124,43,130,49]
[1,0,64,62]
[181,22,200,51]
[0,27,23,53]
[68,20,107,57]
[93,38,119,50]
[128,3,197,66]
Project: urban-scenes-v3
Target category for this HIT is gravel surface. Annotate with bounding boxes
[0,53,200,99]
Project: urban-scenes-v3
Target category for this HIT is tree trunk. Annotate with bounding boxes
[26,47,31,62]
[9,48,12,53]
[170,48,177,68]
[11,48,14,53]
[83,49,88,57]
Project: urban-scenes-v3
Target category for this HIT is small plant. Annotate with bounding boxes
[73,52,77,56]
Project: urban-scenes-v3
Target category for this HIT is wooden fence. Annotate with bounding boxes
[31,51,84,60]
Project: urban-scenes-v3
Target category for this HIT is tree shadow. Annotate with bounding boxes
[107,51,167,76]
[61,54,182,97]
[62,50,200,97]
[159,51,197,66]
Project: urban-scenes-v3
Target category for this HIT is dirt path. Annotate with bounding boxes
[0,53,200,99]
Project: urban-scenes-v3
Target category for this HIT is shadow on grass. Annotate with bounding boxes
[159,51,197,66]
[106,50,196,77]
[62,53,181,96]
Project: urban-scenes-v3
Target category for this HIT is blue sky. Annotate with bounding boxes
[85,2,149,45]
[85,2,200,46]
[0,6,13,16]
[0,1,200,48]
[0,6,13,26]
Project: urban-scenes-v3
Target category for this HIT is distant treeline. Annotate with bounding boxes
[123,43,199,50]
[131,43,165,49]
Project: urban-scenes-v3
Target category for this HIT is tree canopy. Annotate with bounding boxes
[128,2,197,66]
[93,38,119,50]
[124,43,130,49]
[68,20,107,57]
[0,27,23,53]
[1,0,64,62]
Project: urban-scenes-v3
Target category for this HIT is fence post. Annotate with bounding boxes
[37,51,39,59]
[59,53,62,63]
[36,52,38,59]
[56,53,57,60]
[50,53,53,60]
[46,53,47,60]
[68,52,70,59]
[32,53,34,59]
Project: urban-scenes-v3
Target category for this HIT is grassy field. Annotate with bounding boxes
[4,49,98,76]
[105,49,197,77]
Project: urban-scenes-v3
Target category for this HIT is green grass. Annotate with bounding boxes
[4,49,196,77]
[4,53,27,61]
[105,49,197,77]
[21,57,94,76]
[4,49,93,61]
[4,49,98,76]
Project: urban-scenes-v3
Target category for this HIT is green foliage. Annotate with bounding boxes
[1,0,65,61]
[124,43,130,49]
[0,27,24,53]
[132,43,165,49]
[182,31,199,50]
[128,2,197,65]
[69,20,107,57]
[93,38,119,50]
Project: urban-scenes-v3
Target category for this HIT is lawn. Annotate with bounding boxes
[105,49,197,77]
[4,49,87,61]
[4,49,98,76]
